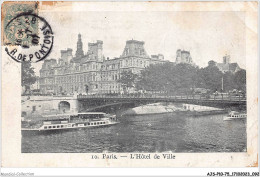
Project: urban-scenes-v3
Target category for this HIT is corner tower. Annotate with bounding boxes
[87,40,104,62]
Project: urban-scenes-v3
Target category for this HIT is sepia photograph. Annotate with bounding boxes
[20,3,247,153]
[1,1,258,170]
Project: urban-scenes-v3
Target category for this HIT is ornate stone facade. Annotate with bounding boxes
[39,35,167,95]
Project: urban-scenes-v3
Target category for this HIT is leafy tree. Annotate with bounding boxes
[136,63,199,95]
[234,69,246,92]
[117,70,138,93]
[173,63,199,94]
[208,60,217,67]
[136,63,178,93]
[198,64,223,92]
[222,71,235,92]
[22,61,36,94]
[137,63,168,92]
[123,61,245,96]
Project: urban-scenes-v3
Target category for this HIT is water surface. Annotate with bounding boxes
[22,113,246,153]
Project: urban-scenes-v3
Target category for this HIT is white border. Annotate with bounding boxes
[0,0,259,176]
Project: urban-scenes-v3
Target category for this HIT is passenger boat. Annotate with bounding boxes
[22,112,119,135]
[223,111,247,121]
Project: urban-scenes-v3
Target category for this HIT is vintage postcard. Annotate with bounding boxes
[1,1,258,169]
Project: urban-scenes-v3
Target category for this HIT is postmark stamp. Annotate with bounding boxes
[2,2,54,63]
[4,13,54,62]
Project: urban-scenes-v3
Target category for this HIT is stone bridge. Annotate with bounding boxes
[77,94,246,112]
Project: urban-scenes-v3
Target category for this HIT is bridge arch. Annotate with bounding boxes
[58,101,70,113]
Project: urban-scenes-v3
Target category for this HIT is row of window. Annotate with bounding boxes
[120,58,149,67]
[56,82,120,93]
[55,72,121,84]
[40,71,54,77]
[41,58,151,78]
[39,78,54,84]
[101,60,148,70]
[231,115,246,118]
[44,124,68,129]
[43,122,107,129]
[41,60,154,83]
[55,74,96,84]
[101,63,120,70]
[55,64,100,74]
[124,48,145,56]
[101,74,118,81]
[100,84,119,90]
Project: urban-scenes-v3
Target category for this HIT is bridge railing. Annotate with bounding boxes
[77,93,246,102]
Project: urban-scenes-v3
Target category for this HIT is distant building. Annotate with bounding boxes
[216,54,241,73]
[39,35,168,95]
[175,49,194,65]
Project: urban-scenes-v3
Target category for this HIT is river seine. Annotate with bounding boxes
[22,113,246,153]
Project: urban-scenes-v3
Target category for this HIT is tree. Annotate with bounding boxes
[136,63,199,95]
[22,61,36,94]
[198,64,223,92]
[234,69,246,92]
[136,63,177,93]
[223,71,235,92]
[137,63,168,92]
[208,60,217,67]
[172,63,199,94]
[119,61,244,96]
[117,70,138,94]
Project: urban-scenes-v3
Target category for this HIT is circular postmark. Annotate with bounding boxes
[4,13,54,62]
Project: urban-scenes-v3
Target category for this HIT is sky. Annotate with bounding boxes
[33,10,246,75]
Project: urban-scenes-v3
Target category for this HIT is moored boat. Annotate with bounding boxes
[223,111,246,121]
[22,112,119,135]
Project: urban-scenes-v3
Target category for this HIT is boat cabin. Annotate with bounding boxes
[228,111,246,118]
[77,112,106,119]
[40,112,116,125]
